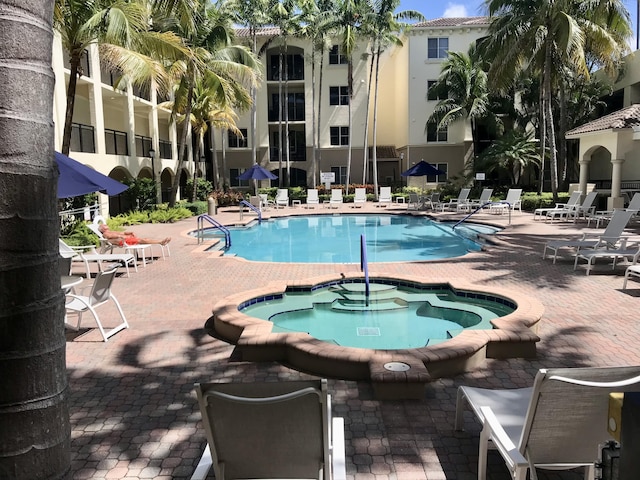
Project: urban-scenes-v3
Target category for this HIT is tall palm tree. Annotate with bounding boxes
[325,0,368,193]
[362,0,422,197]
[298,0,335,187]
[165,0,260,206]
[1,0,71,477]
[53,0,187,155]
[223,0,270,167]
[427,45,495,169]
[483,0,631,200]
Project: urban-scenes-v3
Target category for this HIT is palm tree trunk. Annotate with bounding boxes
[284,39,290,187]
[1,1,71,477]
[372,45,382,199]
[251,29,258,165]
[345,59,354,194]
[221,129,228,190]
[210,127,220,189]
[61,51,83,156]
[169,80,194,207]
[538,82,546,195]
[310,47,317,187]
[361,46,375,184]
[317,47,325,185]
[544,39,559,202]
[558,77,568,187]
[278,46,284,187]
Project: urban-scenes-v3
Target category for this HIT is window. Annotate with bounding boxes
[104,129,128,155]
[427,163,448,183]
[427,80,447,101]
[331,166,347,185]
[330,126,349,146]
[135,135,152,157]
[230,168,249,187]
[329,45,348,65]
[228,129,248,148]
[426,123,447,142]
[329,86,349,105]
[70,123,95,153]
[427,37,448,59]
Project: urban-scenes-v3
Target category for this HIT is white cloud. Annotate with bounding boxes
[443,3,468,17]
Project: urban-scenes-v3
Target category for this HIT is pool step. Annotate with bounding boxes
[330,297,408,312]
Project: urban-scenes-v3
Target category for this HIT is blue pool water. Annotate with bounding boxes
[202,214,497,263]
[240,280,514,349]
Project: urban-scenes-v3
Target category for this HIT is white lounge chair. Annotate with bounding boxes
[459,188,493,212]
[455,366,640,480]
[543,209,634,263]
[305,189,319,208]
[573,240,640,275]
[60,239,137,278]
[275,188,289,208]
[352,188,366,207]
[407,192,421,210]
[438,188,470,212]
[377,186,392,207]
[588,192,640,227]
[489,188,523,215]
[533,191,581,220]
[64,267,129,342]
[329,188,343,208]
[90,215,169,262]
[546,190,597,223]
[191,379,346,480]
[623,263,640,289]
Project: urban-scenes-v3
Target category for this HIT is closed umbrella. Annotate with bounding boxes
[55,151,128,198]
[237,164,278,194]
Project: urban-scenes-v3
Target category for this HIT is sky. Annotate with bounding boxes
[398,0,640,50]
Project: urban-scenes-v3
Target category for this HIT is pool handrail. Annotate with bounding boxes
[197,214,231,248]
[453,201,511,229]
[360,234,370,298]
[239,200,262,223]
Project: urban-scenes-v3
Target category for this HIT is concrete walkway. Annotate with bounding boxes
[65,201,640,479]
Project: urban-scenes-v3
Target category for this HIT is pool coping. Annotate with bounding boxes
[208,272,543,400]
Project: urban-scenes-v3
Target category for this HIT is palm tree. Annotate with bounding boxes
[325,0,368,193]
[427,44,495,170]
[477,129,541,185]
[483,0,631,200]
[298,0,335,187]
[362,0,423,197]
[223,0,270,167]
[164,0,260,206]
[1,0,71,477]
[53,0,186,156]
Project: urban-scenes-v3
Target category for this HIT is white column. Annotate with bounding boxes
[87,44,106,155]
[578,158,589,195]
[608,158,625,210]
[149,81,161,203]
[125,79,136,160]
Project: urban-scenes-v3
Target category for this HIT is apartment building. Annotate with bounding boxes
[52,17,490,215]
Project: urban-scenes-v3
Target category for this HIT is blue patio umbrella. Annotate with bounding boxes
[237,163,278,181]
[55,151,128,198]
[237,164,278,194]
[401,160,445,177]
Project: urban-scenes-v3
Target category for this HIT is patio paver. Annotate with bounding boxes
[65,202,640,479]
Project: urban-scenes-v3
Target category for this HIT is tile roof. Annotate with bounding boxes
[414,17,490,28]
[566,104,640,136]
[235,26,281,38]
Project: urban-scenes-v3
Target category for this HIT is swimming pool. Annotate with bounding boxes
[240,280,514,349]
[201,214,498,263]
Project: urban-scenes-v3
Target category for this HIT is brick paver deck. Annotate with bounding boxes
[65,202,640,479]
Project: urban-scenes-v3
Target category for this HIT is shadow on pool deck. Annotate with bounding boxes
[66,204,640,479]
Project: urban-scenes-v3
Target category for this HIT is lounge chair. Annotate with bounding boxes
[623,263,640,289]
[305,188,319,208]
[542,209,634,263]
[90,215,169,262]
[60,239,137,278]
[352,188,366,207]
[533,190,581,220]
[425,192,441,210]
[275,188,289,208]
[455,366,640,480]
[546,190,597,223]
[588,192,640,227]
[329,188,343,208]
[573,240,640,275]
[459,188,493,212]
[64,267,129,342]
[407,192,421,210]
[489,188,522,215]
[191,379,346,480]
[377,186,392,207]
[438,188,470,211]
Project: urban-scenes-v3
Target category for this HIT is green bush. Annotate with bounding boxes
[61,221,99,247]
[185,178,214,202]
[180,201,208,215]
